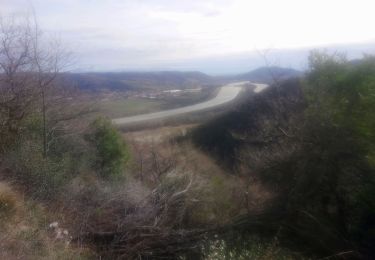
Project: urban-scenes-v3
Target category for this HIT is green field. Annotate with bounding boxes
[99,97,168,118]
[98,87,219,118]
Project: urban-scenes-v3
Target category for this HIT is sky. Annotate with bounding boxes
[1,0,375,74]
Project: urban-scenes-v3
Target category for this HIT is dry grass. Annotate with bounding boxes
[0,123,276,259]
[123,125,275,225]
[0,182,94,259]
[123,124,196,144]
[0,182,21,222]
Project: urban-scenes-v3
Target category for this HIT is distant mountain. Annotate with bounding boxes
[226,66,303,84]
[66,73,134,91]
[66,71,214,92]
[66,67,302,92]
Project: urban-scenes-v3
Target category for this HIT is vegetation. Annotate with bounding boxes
[98,87,219,118]
[67,68,301,92]
[295,52,375,257]
[192,52,375,259]
[232,66,302,84]
[0,15,129,258]
[67,71,213,91]
[86,117,129,178]
[99,97,167,117]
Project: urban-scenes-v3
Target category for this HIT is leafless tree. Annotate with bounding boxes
[0,14,91,156]
[0,15,38,151]
[30,17,72,157]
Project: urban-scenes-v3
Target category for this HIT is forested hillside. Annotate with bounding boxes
[192,52,375,258]
[66,71,214,91]
[235,66,302,83]
[66,68,301,92]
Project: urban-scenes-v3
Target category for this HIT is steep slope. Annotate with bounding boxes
[191,63,375,258]
[191,78,304,169]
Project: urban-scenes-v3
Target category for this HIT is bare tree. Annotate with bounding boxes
[30,16,74,157]
[0,14,90,156]
[0,15,39,151]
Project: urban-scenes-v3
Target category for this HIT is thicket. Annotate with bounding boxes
[192,52,375,258]
[0,15,130,197]
[286,52,375,257]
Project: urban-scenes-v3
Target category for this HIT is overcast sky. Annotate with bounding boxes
[1,0,375,74]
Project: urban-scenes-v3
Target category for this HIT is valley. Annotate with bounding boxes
[112,81,254,126]
[1,4,374,259]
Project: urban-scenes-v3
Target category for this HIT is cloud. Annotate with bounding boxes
[1,0,375,73]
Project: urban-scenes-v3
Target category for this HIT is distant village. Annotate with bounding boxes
[137,88,202,99]
[97,87,203,102]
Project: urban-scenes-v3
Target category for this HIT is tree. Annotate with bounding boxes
[87,117,129,178]
[0,14,85,157]
[305,51,375,153]
[0,15,39,152]
[285,51,375,256]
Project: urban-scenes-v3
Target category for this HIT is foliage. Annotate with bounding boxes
[191,78,304,170]
[305,51,375,152]
[191,52,375,257]
[283,51,375,257]
[7,138,74,200]
[2,113,93,200]
[87,117,129,178]
[192,119,241,168]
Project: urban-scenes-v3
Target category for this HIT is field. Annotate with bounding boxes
[97,87,220,118]
[99,97,167,118]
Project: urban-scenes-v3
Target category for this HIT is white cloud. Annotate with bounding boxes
[1,0,375,72]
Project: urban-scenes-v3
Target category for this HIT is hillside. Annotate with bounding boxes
[66,71,214,91]
[234,66,302,83]
[66,67,301,92]
[191,78,304,168]
[191,55,375,258]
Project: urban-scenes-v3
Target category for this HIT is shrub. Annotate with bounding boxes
[87,117,129,178]
[6,139,74,200]
[278,52,375,257]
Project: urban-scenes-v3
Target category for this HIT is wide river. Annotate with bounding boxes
[112,82,267,126]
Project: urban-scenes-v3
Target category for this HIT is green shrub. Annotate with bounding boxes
[6,139,73,200]
[87,117,129,178]
[285,52,375,256]
[0,112,93,200]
